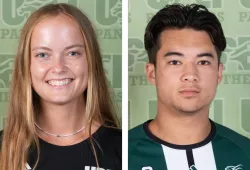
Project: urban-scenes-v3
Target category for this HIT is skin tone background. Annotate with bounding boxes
[0,0,122,130]
[128,0,250,140]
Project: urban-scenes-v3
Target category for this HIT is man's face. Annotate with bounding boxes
[146,28,223,114]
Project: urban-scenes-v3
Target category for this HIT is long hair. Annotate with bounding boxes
[0,3,119,170]
[144,4,226,66]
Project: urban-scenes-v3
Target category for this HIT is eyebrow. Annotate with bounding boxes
[164,51,214,58]
[197,52,214,58]
[31,44,84,51]
[65,44,84,50]
[164,52,184,57]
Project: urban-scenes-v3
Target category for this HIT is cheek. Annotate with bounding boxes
[199,69,219,95]
[200,69,219,84]
[156,67,180,91]
[74,62,88,78]
[30,62,48,81]
[157,66,181,81]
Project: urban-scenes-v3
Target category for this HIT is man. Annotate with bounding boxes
[129,4,250,170]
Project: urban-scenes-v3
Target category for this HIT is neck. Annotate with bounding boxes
[149,103,211,146]
[37,97,86,135]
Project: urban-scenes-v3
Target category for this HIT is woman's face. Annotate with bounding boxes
[30,14,88,105]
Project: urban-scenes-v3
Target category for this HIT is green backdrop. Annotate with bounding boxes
[0,0,122,130]
[128,0,250,139]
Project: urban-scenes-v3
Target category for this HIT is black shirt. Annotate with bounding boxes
[2,126,122,170]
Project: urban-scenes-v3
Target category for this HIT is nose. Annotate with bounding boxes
[180,63,199,82]
[51,57,67,73]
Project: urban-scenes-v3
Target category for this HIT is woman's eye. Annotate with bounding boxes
[69,52,79,56]
[169,60,181,65]
[36,53,48,58]
[198,60,210,65]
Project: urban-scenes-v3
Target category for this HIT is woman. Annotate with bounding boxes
[0,3,121,170]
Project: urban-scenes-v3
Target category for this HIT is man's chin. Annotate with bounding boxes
[173,105,204,114]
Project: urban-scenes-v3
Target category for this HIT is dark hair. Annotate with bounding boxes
[144,4,226,65]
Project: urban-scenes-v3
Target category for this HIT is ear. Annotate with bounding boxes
[217,63,223,84]
[146,62,156,85]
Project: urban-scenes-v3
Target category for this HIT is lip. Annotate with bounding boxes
[179,88,200,97]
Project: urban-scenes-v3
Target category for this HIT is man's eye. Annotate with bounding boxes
[36,53,48,58]
[169,60,181,65]
[198,60,210,65]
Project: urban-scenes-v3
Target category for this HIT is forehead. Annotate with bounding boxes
[30,14,84,47]
[158,28,215,52]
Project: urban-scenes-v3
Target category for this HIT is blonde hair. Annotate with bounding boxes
[0,3,120,170]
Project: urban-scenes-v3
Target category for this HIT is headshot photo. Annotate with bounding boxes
[129,0,250,170]
[0,1,122,170]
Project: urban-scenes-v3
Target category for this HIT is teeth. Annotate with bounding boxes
[47,79,72,86]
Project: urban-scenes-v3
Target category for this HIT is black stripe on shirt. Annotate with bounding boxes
[143,119,216,150]
[186,150,195,168]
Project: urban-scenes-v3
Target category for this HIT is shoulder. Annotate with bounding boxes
[215,122,250,144]
[215,122,250,154]
[95,126,122,166]
[129,123,145,140]
[100,126,121,139]
[96,126,121,169]
[96,126,121,148]
[129,122,147,154]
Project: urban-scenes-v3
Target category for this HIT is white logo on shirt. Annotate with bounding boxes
[25,163,31,170]
[84,166,111,170]
[25,164,111,170]
[225,164,243,170]
[142,166,153,170]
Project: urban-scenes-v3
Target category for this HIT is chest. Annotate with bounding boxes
[129,141,249,170]
[27,141,119,170]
